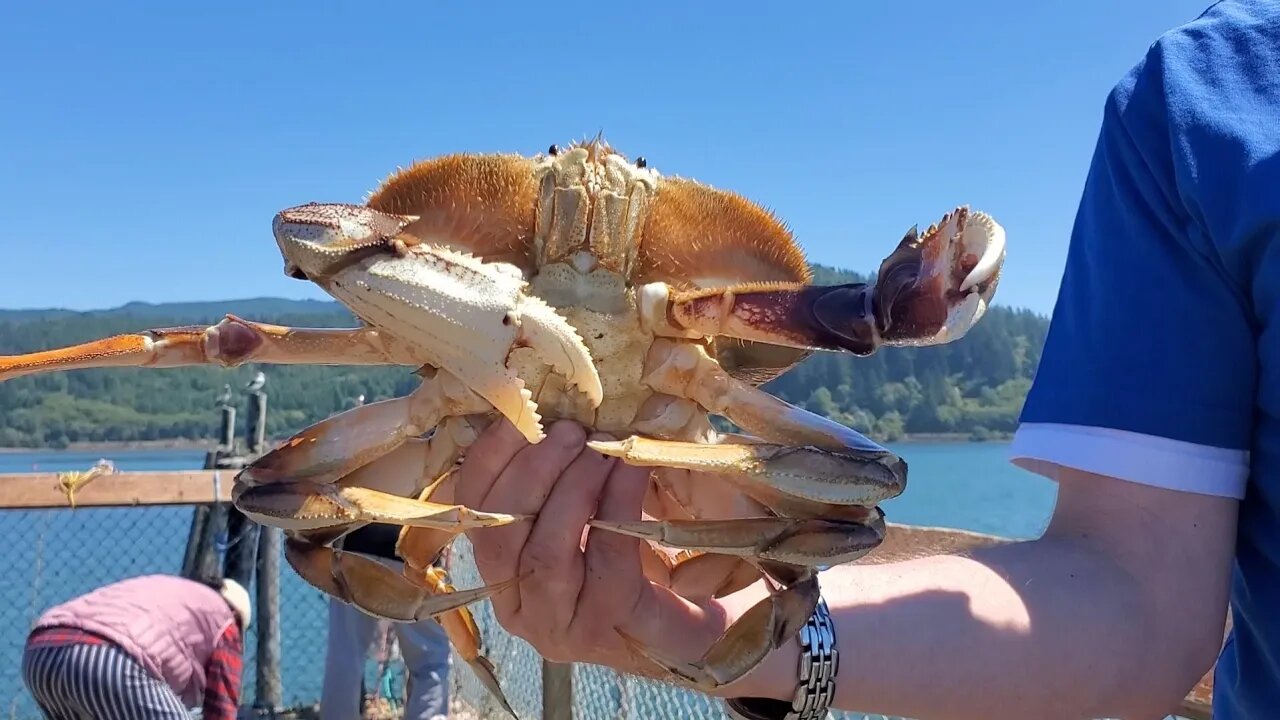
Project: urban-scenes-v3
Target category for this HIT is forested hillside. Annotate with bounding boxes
[0,266,1050,448]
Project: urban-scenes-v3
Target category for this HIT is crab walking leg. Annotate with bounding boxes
[236,367,490,489]
[595,341,905,510]
[396,415,493,586]
[586,341,899,567]
[283,539,521,623]
[621,564,822,693]
[592,509,885,567]
[0,315,421,382]
[637,207,1006,352]
[237,416,481,540]
[417,566,517,718]
[644,339,906,462]
[235,480,523,533]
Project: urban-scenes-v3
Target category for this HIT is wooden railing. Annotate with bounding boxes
[1,469,233,508]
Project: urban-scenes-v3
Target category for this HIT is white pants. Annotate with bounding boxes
[320,596,452,720]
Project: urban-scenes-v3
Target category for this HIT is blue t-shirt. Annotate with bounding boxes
[1009,1,1280,716]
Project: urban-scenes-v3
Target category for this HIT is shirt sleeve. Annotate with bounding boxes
[1010,22,1257,499]
[202,623,244,720]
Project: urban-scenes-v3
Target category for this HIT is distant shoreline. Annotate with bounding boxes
[0,432,1007,454]
[0,439,214,454]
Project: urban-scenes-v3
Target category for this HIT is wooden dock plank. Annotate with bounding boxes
[0,470,235,509]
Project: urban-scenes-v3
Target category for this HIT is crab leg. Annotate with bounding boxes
[589,347,900,567]
[0,316,420,383]
[236,481,522,533]
[236,367,488,489]
[396,415,493,586]
[229,370,527,540]
[594,511,884,568]
[622,563,821,693]
[638,206,1005,353]
[598,340,905,522]
[667,551,762,601]
[417,566,517,718]
[283,539,519,624]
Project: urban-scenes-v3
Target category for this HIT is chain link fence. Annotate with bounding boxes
[1,501,1205,720]
[1,501,906,720]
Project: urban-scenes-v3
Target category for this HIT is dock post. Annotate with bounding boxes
[246,388,267,455]
[218,403,236,451]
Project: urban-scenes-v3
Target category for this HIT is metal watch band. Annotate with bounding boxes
[724,595,839,720]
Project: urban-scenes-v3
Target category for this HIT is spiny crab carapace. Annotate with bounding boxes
[0,137,1005,715]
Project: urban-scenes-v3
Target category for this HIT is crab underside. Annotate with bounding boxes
[0,138,1006,716]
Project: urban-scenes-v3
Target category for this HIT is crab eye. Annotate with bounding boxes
[548,144,559,156]
[636,156,647,168]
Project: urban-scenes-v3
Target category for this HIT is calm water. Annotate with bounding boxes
[0,442,1058,718]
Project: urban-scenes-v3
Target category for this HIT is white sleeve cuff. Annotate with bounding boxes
[1009,422,1249,499]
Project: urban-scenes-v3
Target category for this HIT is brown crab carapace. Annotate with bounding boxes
[0,136,1005,714]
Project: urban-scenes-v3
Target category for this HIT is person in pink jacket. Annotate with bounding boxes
[21,574,251,720]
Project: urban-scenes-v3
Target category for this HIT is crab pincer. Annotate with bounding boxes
[271,202,605,443]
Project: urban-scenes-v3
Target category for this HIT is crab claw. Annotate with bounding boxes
[639,206,1005,356]
[868,205,1005,346]
[272,202,604,442]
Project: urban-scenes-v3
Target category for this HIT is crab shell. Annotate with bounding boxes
[0,136,1005,714]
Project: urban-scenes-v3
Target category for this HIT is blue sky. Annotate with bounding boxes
[0,1,1214,315]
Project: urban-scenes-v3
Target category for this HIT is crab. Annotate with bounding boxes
[0,137,1005,714]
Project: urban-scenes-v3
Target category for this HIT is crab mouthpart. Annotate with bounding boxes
[871,206,1006,346]
[272,203,420,281]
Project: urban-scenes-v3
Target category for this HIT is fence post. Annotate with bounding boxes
[184,395,240,580]
[254,525,284,713]
[236,379,282,714]
[542,660,574,720]
[224,388,266,591]
[222,507,259,589]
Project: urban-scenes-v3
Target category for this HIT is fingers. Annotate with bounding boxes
[578,459,648,614]
[456,416,748,677]
[463,420,587,620]
[516,433,618,634]
[452,418,527,510]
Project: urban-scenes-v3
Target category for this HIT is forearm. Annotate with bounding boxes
[724,535,1212,720]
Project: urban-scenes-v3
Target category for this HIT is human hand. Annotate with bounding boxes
[453,418,794,697]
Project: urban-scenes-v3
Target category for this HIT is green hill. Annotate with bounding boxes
[0,266,1049,448]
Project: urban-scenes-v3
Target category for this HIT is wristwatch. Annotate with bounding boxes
[724,595,839,720]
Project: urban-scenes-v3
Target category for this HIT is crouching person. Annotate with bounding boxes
[21,573,250,720]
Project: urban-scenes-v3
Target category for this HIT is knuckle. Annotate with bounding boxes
[546,419,586,451]
[519,543,564,580]
[468,537,510,577]
[573,612,619,647]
